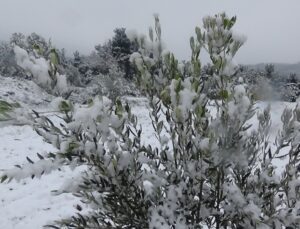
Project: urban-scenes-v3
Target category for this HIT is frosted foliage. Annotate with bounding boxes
[125,29,138,41]
[0,106,32,127]
[4,158,64,181]
[228,84,251,120]
[128,13,300,228]
[14,46,50,87]
[50,97,65,110]
[149,211,169,229]
[14,46,68,94]
[70,97,111,131]
[199,137,210,150]
[55,174,84,194]
[143,180,154,196]
[232,31,247,44]
[223,182,246,207]
[203,13,246,61]
[222,59,237,76]
[56,74,68,93]
[169,77,198,121]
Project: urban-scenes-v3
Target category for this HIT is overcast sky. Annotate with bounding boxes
[0,0,299,64]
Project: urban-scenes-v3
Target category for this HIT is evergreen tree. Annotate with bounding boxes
[288,73,298,84]
[111,28,135,79]
[72,50,82,68]
[265,64,275,79]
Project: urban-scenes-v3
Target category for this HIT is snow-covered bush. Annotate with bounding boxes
[13,45,68,96]
[6,32,82,88]
[0,41,26,77]
[1,13,300,228]
[279,83,300,102]
[99,66,138,100]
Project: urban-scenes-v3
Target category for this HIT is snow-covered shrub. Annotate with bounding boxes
[279,83,300,102]
[0,41,26,77]
[1,13,300,229]
[99,65,139,101]
[14,45,68,96]
[7,32,82,88]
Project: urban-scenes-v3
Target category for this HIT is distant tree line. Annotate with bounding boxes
[0,30,300,102]
[232,63,300,102]
[0,28,139,100]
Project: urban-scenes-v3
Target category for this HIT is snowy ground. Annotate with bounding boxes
[0,76,83,228]
[0,125,84,228]
[0,76,296,228]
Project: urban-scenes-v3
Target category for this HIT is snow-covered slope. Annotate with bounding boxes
[0,75,53,107]
[0,76,83,228]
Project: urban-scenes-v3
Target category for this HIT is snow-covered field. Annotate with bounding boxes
[0,125,84,228]
[0,75,296,228]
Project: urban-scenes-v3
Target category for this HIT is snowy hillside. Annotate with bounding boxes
[0,76,79,228]
[0,75,53,107]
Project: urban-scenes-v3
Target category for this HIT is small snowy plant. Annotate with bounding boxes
[1,13,300,228]
[13,45,68,96]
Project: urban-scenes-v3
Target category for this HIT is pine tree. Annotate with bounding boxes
[111,28,135,79]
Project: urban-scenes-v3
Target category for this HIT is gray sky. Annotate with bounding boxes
[0,0,299,64]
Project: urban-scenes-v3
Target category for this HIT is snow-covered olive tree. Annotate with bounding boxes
[1,13,300,228]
